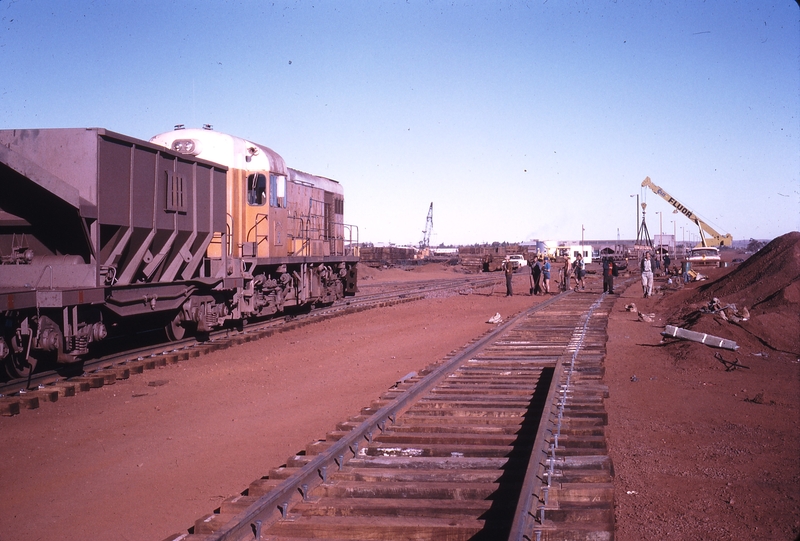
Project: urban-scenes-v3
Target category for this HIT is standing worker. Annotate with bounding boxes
[528,259,535,295]
[503,259,514,297]
[641,252,654,298]
[560,255,571,292]
[573,253,586,291]
[542,256,551,294]
[602,257,617,294]
[531,257,542,295]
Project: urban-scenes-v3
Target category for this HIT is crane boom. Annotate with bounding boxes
[420,202,433,249]
[641,177,732,248]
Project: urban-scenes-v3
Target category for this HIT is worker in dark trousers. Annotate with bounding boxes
[503,260,514,296]
[531,258,542,295]
[560,256,571,292]
[602,257,618,294]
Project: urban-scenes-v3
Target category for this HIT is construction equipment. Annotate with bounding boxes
[641,177,733,248]
[420,202,433,250]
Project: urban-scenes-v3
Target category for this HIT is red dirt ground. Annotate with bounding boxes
[0,237,798,541]
[606,231,800,540]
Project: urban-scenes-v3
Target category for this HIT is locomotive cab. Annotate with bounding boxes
[150,126,358,327]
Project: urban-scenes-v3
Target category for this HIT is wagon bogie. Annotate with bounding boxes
[0,305,107,377]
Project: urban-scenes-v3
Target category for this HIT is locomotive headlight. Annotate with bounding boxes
[171,139,199,155]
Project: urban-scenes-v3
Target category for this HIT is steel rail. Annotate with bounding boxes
[509,276,634,541]
[202,292,568,541]
[507,292,607,541]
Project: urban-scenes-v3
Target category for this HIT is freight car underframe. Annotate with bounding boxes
[0,256,358,379]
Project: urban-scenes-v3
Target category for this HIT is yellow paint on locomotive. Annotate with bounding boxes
[150,127,351,263]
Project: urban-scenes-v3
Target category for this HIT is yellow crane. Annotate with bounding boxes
[641,177,733,248]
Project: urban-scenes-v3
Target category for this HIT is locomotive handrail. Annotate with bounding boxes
[286,215,307,234]
[246,213,269,244]
[287,238,310,257]
[208,221,234,260]
[343,224,359,257]
[307,197,325,225]
[286,215,309,256]
[34,264,54,290]
[227,215,234,256]
[286,213,341,257]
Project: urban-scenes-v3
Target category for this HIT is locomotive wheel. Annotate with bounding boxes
[5,354,37,379]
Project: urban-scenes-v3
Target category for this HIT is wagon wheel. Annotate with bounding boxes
[5,353,37,379]
[165,312,187,341]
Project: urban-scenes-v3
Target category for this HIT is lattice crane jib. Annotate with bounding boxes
[420,202,433,249]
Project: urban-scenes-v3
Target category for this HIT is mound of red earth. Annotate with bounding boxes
[660,231,800,356]
[608,233,799,540]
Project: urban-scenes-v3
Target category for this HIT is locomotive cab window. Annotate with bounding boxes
[247,173,267,206]
[270,174,287,208]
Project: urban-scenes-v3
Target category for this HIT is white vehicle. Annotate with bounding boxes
[504,254,527,269]
[555,245,593,265]
[688,247,721,267]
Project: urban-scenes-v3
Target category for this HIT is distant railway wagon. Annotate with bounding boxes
[0,127,358,378]
[358,245,416,268]
[458,245,526,273]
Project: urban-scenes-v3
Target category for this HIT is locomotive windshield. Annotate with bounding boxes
[247,173,267,206]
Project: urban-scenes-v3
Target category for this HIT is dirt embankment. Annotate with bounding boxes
[606,231,800,540]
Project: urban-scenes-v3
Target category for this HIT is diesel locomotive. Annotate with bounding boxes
[0,126,359,378]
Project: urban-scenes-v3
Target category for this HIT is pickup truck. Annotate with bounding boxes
[688,247,721,267]
[504,254,528,269]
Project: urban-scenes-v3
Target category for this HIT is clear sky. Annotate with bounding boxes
[2,1,798,246]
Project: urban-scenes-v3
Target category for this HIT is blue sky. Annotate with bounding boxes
[1,1,798,246]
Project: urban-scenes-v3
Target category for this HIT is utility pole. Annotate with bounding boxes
[671,209,678,256]
[630,194,638,241]
[581,225,585,257]
[655,211,663,254]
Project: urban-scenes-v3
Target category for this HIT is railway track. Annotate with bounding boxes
[164,287,618,541]
[0,274,501,414]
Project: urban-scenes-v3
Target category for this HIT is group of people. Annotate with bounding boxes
[557,253,590,292]
[502,256,552,296]
[528,255,552,295]
[504,253,593,297]
[639,252,691,297]
[504,249,692,300]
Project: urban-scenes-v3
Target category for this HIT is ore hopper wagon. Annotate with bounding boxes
[0,128,358,378]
